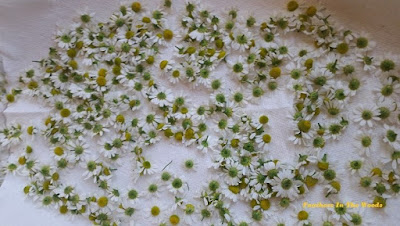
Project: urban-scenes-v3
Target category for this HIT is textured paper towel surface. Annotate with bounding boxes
[1,0,400,225]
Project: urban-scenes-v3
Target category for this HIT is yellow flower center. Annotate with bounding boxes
[6,94,15,103]
[96,76,107,86]
[260,199,270,210]
[287,1,299,11]
[169,215,180,225]
[269,67,281,79]
[298,210,309,220]
[298,120,311,133]
[163,29,174,40]
[306,6,317,17]
[27,126,34,135]
[131,2,141,12]
[97,196,108,207]
[262,134,271,143]
[68,60,78,69]
[371,167,382,177]
[160,60,168,69]
[151,206,160,216]
[174,132,183,141]
[98,68,107,77]
[228,185,240,194]
[116,114,125,123]
[146,56,154,64]
[59,205,68,214]
[60,108,71,117]
[54,147,64,156]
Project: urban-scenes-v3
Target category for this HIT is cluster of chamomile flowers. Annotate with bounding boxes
[158,1,399,224]
[0,0,399,225]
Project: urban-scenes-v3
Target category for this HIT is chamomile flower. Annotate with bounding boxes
[220,182,241,202]
[125,188,141,205]
[346,75,363,97]
[145,204,167,224]
[375,76,400,102]
[82,160,102,180]
[292,206,312,226]
[165,66,183,84]
[51,146,68,161]
[196,135,217,153]
[179,202,198,224]
[144,181,163,198]
[377,54,398,74]
[230,26,253,52]
[67,139,90,159]
[149,88,173,107]
[106,188,122,202]
[320,211,339,226]
[270,169,300,200]
[269,216,287,226]
[327,199,352,222]
[227,55,249,76]
[348,158,364,175]
[307,67,334,88]
[354,130,374,156]
[139,112,163,130]
[212,147,234,166]
[222,161,244,185]
[56,29,77,49]
[347,207,369,226]
[382,150,400,170]
[254,132,272,150]
[233,214,254,226]
[136,158,157,175]
[383,124,400,149]
[168,175,186,194]
[352,104,381,127]
[182,158,199,171]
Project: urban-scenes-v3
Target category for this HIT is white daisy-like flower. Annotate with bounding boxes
[352,104,380,127]
[375,76,400,102]
[230,26,253,51]
[222,161,243,185]
[144,203,167,224]
[355,52,378,72]
[136,158,157,175]
[142,127,161,145]
[270,169,300,200]
[107,188,122,202]
[321,211,340,226]
[168,175,186,194]
[382,150,400,170]
[82,160,102,181]
[348,158,364,175]
[55,29,77,49]
[353,130,374,157]
[254,132,272,151]
[179,202,199,224]
[307,67,334,88]
[67,139,91,162]
[196,135,216,153]
[149,88,173,107]
[220,182,241,202]
[125,188,141,205]
[291,206,312,226]
[98,139,118,159]
[139,112,163,130]
[144,182,163,199]
[227,55,249,76]
[326,199,352,223]
[382,124,400,149]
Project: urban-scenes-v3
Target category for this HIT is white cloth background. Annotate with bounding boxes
[0,0,400,225]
